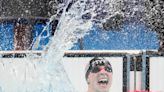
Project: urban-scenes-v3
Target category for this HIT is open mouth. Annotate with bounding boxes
[97,78,109,85]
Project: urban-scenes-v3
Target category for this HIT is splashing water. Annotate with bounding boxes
[43,0,117,92]
[0,0,122,92]
[0,0,163,92]
[38,0,125,92]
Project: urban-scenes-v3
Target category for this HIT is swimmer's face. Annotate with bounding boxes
[88,65,113,92]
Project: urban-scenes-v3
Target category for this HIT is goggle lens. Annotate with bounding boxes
[91,66,112,73]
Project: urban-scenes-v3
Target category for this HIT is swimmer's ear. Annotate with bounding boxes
[87,79,90,84]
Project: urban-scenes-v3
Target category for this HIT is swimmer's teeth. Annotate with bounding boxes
[98,79,108,84]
